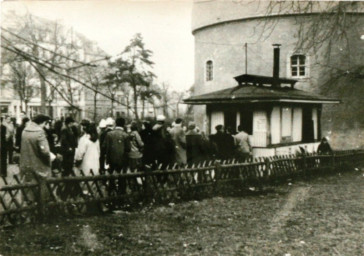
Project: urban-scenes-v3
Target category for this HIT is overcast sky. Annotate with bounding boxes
[1,0,194,92]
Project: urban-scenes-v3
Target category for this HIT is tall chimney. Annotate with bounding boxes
[273,44,281,87]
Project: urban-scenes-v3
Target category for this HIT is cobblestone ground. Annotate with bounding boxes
[1,168,364,255]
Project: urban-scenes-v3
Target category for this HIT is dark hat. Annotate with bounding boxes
[65,116,75,125]
[81,119,90,126]
[215,124,223,130]
[33,114,51,125]
[115,117,125,127]
[175,118,183,124]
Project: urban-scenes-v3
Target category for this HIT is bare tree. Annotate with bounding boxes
[245,1,364,129]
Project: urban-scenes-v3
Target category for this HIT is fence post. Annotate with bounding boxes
[264,158,270,182]
[32,172,44,222]
[302,154,308,178]
[214,161,221,193]
[331,153,336,171]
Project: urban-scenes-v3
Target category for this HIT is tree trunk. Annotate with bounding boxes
[152,102,157,118]
[133,86,139,121]
[48,101,53,117]
[126,97,130,119]
[25,101,29,115]
[93,91,97,121]
[111,94,114,117]
[141,99,145,120]
[39,72,47,115]
[163,101,168,118]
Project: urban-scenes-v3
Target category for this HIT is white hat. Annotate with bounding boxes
[156,115,166,122]
[99,119,107,128]
[105,117,115,126]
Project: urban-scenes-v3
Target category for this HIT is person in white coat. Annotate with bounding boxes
[75,123,100,176]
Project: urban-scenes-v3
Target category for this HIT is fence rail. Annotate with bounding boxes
[1,150,364,227]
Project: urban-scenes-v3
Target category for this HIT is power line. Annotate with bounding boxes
[1,42,130,108]
[1,27,109,68]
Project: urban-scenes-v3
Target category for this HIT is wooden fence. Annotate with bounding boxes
[1,150,364,227]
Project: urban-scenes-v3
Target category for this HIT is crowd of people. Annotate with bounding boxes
[0,113,255,179]
[1,112,336,180]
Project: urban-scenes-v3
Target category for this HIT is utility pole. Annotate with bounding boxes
[245,42,248,74]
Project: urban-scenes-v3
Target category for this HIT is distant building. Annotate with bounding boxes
[0,11,112,122]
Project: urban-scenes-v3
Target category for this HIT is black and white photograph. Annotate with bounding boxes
[1,0,364,255]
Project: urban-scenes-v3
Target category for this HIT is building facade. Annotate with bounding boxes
[0,11,112,123]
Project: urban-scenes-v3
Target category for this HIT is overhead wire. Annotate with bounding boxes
[2,28,183,118]
[1,41,130,108]
[1,27,110,68]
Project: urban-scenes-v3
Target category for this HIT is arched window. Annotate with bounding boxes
[206,60,213,81]
[290,55,306,78]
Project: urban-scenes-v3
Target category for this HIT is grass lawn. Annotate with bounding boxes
[1,169,364,256]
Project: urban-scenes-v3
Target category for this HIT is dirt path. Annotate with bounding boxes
[1,170,364,255]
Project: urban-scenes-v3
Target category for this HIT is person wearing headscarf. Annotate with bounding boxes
[127,122,144,172]
[186,121,206,164]
[169,118,187,165]
[234,125,252,162]
[103,117,130,195]
[75,123,100,175]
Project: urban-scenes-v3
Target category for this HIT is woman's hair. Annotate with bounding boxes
[21,117,30,126]
[85,123,98,142]
[130,121,138,132]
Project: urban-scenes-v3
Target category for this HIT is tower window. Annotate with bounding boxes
[290,54,306,78]
[206,60,213,81]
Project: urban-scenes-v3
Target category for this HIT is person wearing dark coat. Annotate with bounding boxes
[210,125,235,160]
[102,117,130,195]
[1,118,7,177]
[54,119,63,145]
[15,117,30,152]
[317,137,333,155]
[98,119,108,173]
[317,137,333,167]
[60,117,78,176]
[150,115,175,169]
[140,121,154,170]
[58,117,81,200]
[186,122,206,165]
[103,117,130,174]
